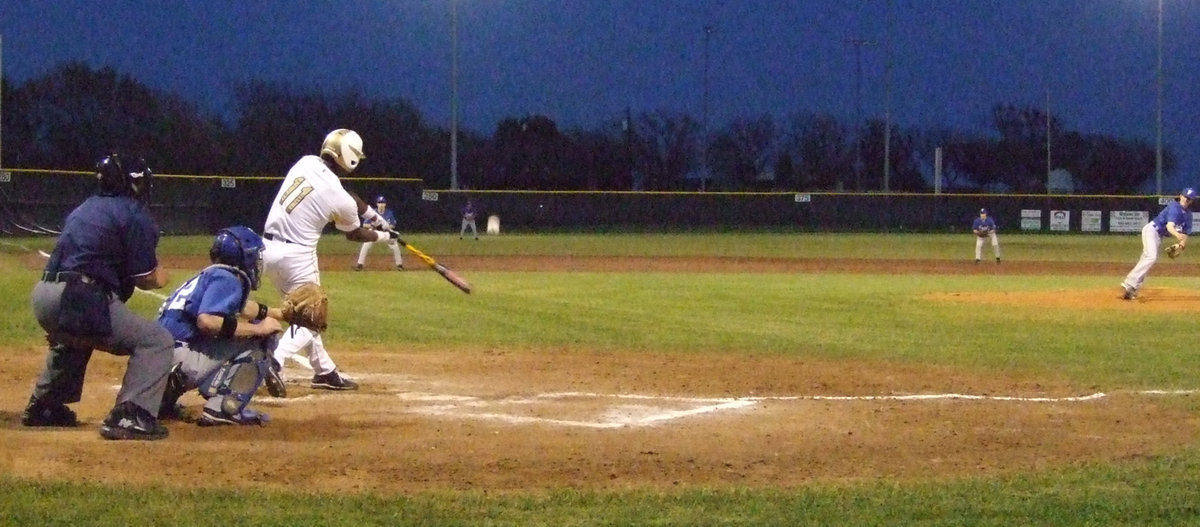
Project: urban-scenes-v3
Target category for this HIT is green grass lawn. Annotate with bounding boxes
[2,232,1199,526]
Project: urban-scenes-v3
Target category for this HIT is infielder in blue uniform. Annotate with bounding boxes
[354,195,404,271]
[24,154,175,441]
[158,226,284,425]
[1121,187,1199,300]
[460,199,478,239]
[972,208,1001,264]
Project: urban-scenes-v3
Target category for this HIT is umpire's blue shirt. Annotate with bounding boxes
[49,196,159,294]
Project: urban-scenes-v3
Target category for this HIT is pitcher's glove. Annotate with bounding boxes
[281,283,328,332]
[1166,243,1185,259]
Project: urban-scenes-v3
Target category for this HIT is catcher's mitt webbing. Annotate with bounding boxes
[281,283,328,332]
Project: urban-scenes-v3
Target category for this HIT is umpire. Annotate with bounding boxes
[22,154,176,441]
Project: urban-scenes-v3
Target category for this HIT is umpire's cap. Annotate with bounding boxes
[1183,188,1199,201]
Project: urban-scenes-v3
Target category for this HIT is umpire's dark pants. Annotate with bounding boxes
[30,280,174,416]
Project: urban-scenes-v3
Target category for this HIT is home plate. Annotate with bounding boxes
[401,391,758,429]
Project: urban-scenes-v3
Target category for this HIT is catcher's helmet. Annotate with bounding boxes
[320,129,365,173]
[96,154,152,199]
[209,226,265,290]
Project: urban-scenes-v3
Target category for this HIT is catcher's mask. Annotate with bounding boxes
[320,129,365,173]
[96,154,153,200]
[210,226,265,290]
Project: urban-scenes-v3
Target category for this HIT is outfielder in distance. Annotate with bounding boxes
[157,226,282,425]
[972,208,1001,264]
[1120,187,1198,300]
[354,195,404,271]
[262,129,400,392]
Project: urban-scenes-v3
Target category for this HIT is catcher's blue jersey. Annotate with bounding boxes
[157,266,249,343]
[1152,201,1192,237]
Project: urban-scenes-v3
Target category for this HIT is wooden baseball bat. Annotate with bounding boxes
[388,231,472,294]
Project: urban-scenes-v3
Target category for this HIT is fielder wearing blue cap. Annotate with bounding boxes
[1120,187,1198,300]
[354,194,403,271]
[972,208,1001,264]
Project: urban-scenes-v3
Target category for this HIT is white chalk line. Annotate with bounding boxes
[243,384,1197,429]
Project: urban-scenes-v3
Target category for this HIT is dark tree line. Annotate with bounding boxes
[1,63,1169,193]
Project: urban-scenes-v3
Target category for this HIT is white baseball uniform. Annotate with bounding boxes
[263,155,361,375]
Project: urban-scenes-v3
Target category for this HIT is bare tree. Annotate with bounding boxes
[632,110,701,190]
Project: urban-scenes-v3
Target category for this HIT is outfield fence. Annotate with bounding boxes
[0,168,1167,236]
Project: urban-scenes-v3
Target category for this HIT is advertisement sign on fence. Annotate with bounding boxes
[1109,211,1149,233]
[1081,210,1102,232]
[1020,209,1042,231]
[1049,210,1070,231]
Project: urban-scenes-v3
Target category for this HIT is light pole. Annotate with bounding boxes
[883,0,893,192]
[1155,0,1163,195]
[701,24,713,192]
[450,0,460,190]
[845,37,873,192]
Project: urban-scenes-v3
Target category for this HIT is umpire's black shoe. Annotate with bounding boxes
[99,401,168,441]
[311,370,359,391]
[264,358,287,398]
[21,397,78,427]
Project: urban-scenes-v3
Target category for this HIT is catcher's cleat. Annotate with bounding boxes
[264,359,287,398]
[198,406,270,427]
[158,364,187,418]
[99,401,168,441]
[354,264,363,272]
[311,370,359,391]
[21,397,78,427]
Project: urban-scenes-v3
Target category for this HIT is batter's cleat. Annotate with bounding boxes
[158,364,189,419]
[99,401,168,441]
[21,397,78,427]
[264,358,287,398]
[354,263,364,272]
[198,406,270,427]
[311,370,359,391]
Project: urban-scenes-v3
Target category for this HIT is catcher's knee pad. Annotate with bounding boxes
[197,347,270,415]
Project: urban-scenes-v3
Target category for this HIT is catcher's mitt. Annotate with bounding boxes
[281,283,328,332]
[1166,243,1185,259]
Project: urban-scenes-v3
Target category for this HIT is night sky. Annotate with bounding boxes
[2,0,1198,191]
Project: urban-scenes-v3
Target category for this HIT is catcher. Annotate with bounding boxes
[1121,187,1198,300]
[157,227,287,425]
[972,208,1002,264]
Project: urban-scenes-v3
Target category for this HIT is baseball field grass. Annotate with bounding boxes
[3,232,1200,526]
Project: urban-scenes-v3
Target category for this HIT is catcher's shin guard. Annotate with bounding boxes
[197,348,269,417]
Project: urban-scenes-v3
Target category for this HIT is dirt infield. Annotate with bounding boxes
[2,256,1199,493]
